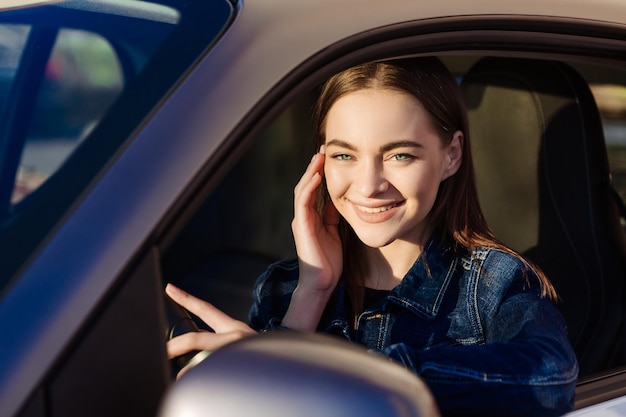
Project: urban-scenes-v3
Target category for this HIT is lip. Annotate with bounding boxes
[350,200,404,223]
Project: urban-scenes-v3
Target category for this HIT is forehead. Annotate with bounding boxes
[330,87,422,112]
[325,88,436,140]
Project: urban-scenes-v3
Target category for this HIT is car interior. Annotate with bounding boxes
[161,53,626,385]
[463,56,626,376]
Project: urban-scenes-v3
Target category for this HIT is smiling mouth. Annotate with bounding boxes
[355,202,402,214]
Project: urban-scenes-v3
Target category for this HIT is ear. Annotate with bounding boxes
[441,131,463,181]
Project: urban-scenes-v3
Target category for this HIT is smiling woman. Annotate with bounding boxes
[166,57,579,416]
[323,88,461,257]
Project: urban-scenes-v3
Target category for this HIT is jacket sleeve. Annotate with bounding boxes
[248,259,299,332]
[382,284,579,417]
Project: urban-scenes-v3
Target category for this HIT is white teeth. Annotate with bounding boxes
[357,204,396,214]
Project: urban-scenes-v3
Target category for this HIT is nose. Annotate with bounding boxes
[356,159,388,197]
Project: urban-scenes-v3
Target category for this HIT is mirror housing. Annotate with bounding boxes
[159,331,439,417]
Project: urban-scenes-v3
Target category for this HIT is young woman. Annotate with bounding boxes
[166,57,579,416]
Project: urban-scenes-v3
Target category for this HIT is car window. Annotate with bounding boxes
[163,54,626,345]
[0,25,27,122]
[590,83,626,210]
[0,3,174,211]
[0,0,234,291]
[11,27,123,204]
[162,94,315,320]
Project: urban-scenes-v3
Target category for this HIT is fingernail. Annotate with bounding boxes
[319,145,326,154]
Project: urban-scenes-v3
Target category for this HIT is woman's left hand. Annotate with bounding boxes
[165,284,257,376]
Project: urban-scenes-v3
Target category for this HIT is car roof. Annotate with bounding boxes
[1,0,57,11]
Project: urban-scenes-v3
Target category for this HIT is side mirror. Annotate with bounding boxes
[158,331,439,417]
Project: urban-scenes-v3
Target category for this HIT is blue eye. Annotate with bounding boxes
[392,154,412,161]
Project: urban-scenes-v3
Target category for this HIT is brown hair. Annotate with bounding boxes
[312,57,557,321]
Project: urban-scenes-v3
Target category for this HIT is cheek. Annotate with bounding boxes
[324,163,345,196]
[400,169,441,203]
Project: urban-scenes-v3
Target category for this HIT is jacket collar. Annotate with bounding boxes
[387,237,460,320]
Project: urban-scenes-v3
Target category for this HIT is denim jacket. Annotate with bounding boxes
[248,238,579,416]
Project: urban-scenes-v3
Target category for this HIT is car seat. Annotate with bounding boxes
[461,57,626,376]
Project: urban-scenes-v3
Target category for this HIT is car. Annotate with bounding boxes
[1,0,626,415]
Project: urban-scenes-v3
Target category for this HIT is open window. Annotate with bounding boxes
[158,49,626,412]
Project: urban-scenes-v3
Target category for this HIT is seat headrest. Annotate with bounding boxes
[461,58,626,375]
[462,57,610,254]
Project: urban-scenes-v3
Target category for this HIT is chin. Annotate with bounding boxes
[353,232,396,249]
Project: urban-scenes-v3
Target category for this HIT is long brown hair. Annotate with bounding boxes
[312,57,557,321]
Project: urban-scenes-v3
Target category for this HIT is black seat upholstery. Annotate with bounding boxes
[461,57,626,376]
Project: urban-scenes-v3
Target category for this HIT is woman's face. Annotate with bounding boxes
[323,88,462,248]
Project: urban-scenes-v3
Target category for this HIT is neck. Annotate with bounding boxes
[364,240,423,290]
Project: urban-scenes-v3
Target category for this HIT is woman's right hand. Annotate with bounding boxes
[165,284,257,378]
[284,146,342,330]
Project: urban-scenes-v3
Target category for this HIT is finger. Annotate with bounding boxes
[294,152,325,196]
[166,331,245,359]
[294,171,322,211]
[166,331,206,359]
[165,284,236,331]
[294,153,325,209]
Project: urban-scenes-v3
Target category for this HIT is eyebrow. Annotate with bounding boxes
[379,140,423,153]
[325,139,357,151]
[326,139,422,153]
